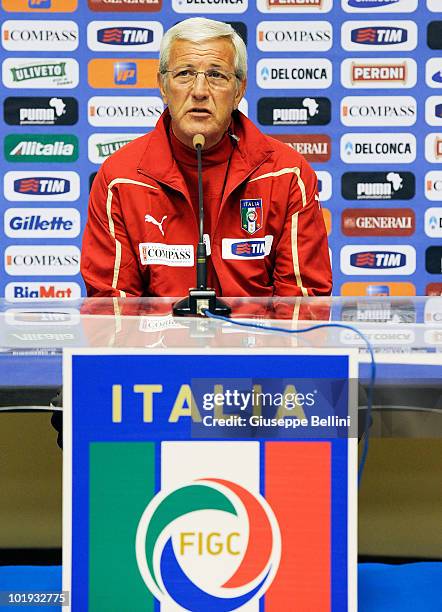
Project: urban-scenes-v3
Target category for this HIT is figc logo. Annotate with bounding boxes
[135,478,281,610]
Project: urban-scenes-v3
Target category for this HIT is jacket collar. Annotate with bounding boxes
[137,108,274,192]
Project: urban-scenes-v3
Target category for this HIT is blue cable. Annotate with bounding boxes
[203,310,376,485]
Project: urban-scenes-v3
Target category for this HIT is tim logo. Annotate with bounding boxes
[14,177,69,195]
[232,241,266,257]
[351,251,405,269]
[351,27,407,45]
[114,62,137,85]
[98,28,153,46]
[29,0,51,6]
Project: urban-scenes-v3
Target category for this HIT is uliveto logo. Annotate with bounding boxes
[341,133,416,163]
[2,58,79,89]
[4,96,78,126]
[2,20,78,51]
[257,21,332,51]
[5,282,81,301]
[257,58,332,89]
[4,171,80,201]
[341,21,417,51]
[342,0,418,13]
[341,95,416,127]
[341,245,416,275]
[5,245,81,276]
[88,96,163,127]
[87,21,162,51]
[88,133,143,163]
[4,208,80,238]
[258,97,331,126]
[341,208,415,236]
[342,171,415,200]
[341,58,417,88]
[257,0,332,13]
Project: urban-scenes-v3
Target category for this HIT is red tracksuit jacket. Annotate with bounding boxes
[81,110,332,297]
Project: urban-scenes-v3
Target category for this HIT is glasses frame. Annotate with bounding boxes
[161,68,239,88]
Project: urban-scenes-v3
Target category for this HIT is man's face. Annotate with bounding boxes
[158,38,246,149]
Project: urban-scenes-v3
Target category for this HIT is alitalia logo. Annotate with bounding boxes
[5,134,78,162]
[11,62,66,82]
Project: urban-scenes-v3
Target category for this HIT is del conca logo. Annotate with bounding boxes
[4,134,78,162]
[135,479,280,609]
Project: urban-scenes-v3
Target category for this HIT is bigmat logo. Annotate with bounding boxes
[88,96,163,127]
[342,171,415,200]
[173,0,247,13]
[257,21,332,51]
[315,171,332,201]
[341,95,416,126]
[425,171,442,201]
[5,282,81,301]
[426,247,442,274]
[88,133,143,163]
[425,96,442,126]
[426,59,442,88]
[88,0,162,10]
[341,133,416,164]
[257,0,332,12]
[258,97,331,126]
[342,0,417,12]
[257,59,332,89]
[425,133,442,163]
[4,171,80,201]
[340,245,416,275]
[5,245,80,276]
[340,282,416,296]
[88,59,158,88]
[2,20,78,51]
[428,21,442,50]
[272,134,331,162]
[87,21,162,52]
[2,0,78,11]
[342,208,415,236]
[4,208,80,238]
[425,208,442,238]
[2,58,79,88]
[341,21,417,51]
[4,134,78,162]
[341,58,417,88]
[4,96,78,126]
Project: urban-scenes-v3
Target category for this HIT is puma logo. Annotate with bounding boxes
[145,214,167,236]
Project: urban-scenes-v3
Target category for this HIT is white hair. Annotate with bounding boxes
[159,17,247,81]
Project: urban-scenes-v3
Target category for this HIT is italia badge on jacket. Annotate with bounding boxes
[241,199,263,235]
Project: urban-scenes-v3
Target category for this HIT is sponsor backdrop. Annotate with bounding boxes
[0,0,441,300]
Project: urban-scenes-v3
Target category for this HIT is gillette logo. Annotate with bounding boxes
[351,27,407,45]
[97,27,153,46]
[114,62,137,84]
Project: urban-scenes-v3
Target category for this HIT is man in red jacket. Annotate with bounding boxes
[81,18,332,298]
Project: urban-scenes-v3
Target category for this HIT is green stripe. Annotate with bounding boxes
[89,442,155,612]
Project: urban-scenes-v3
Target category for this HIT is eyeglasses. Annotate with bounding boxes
[161,68,238,89]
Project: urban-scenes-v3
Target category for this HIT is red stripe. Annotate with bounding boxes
[265,442,331,612]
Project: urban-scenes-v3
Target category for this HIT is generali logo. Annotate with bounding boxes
[342,208,415,236]
[341,21,417,51]
[341,57,417,88]
[88,0,162,11]
[272,134,331,162]
[87,21,162,51]
[257,0,332,12]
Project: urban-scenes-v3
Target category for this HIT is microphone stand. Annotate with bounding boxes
[173,134,231,317]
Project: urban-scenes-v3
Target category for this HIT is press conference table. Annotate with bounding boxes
[0,297,441,611]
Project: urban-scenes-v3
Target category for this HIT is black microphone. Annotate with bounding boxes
[172,134,231,317]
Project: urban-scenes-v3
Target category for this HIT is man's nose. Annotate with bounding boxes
[191,72,210,97]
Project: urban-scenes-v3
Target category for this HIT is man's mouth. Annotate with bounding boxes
[188,108,211,115]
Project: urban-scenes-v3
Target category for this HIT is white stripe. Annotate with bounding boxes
[247,166,300,183]
[291,213,308,297]
[106,178,158,295]
[293,167,307,208]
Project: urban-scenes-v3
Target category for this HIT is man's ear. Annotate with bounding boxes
[157,72,168,105]
[234,78,247,110]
